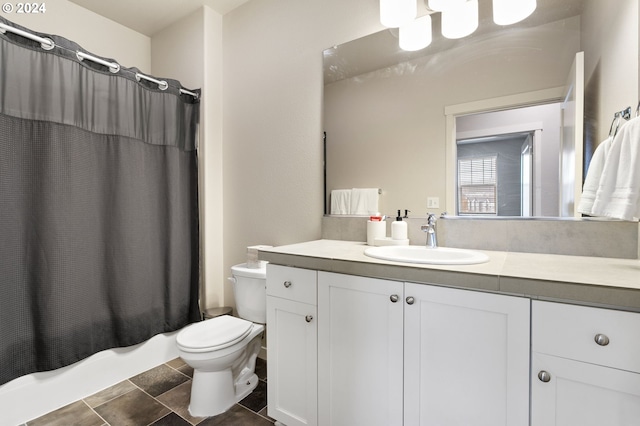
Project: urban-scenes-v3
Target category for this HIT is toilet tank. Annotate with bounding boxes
[230,261,267,324]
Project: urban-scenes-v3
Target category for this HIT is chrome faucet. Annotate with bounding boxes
[420,213,437,248]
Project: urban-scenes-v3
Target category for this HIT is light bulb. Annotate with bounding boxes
[493,0,536,25]
[441,0,478,39]
[399,15,433,51]
[380,0,417,28]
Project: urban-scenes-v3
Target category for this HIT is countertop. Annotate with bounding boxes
[259,239,640,311]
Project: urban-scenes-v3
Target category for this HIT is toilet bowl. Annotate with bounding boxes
[176,262,267,417]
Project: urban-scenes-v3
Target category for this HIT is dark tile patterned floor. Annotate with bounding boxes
[23,357,272,426]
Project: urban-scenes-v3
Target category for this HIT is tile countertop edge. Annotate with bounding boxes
[259,239,640,311]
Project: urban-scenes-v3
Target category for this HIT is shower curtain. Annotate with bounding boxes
[0,17,201,386]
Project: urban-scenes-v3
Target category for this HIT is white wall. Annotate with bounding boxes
[150,6,226,318]
[2,0,151,71]
[221,0,382,306]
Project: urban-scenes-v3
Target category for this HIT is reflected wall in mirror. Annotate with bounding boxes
[323,0,639,218]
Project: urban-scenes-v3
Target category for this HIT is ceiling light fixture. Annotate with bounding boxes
[493,0,537,25]
[380,0,417,28]
[441,0,478,39]
[399,14,433,51]
[427,0,466,12]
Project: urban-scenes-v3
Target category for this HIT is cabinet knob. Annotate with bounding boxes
[594,333,610,346]
[283,281,292,288]
[406,296,415,305]
[538,371,551,383]
[390,294,399,303]
[305,315,313,323]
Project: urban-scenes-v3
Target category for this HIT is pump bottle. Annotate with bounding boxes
[391,210,408,240]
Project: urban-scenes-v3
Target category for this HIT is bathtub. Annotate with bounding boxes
[0,331,179,425]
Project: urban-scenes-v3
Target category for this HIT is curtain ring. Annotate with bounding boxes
[40,38,55,51]
[135,72,169,91]
[76,51,120,74]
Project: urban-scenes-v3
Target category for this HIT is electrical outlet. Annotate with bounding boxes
[427,197,440,209]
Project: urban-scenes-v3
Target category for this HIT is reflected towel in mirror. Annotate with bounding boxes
[350,188,379,216]
[578,136,612,215]
[330,189,352,214]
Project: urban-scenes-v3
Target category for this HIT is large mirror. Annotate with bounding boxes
[323,0,639,218]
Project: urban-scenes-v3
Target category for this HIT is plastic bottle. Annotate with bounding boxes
[391,210,408,240]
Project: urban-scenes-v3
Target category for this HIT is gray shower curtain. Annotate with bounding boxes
[0,17,201,386]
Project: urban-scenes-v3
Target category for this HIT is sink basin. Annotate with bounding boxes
[364,245,489,265]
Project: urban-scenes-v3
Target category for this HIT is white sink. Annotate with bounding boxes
[364,245,489,265]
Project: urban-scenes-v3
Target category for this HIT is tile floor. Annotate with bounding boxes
[22,357,273,426]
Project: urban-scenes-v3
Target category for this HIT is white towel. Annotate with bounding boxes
[591,117,640,220]
[577,136,612,215]
[349,188,379,216]
[330,189,352,215]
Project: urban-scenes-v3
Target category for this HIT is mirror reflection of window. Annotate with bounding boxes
[457,155,497,215]
[457,134,534,217]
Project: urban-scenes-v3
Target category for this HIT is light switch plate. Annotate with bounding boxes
[427,197,440,209]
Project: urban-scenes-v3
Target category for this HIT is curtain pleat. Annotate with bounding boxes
[0,17,201,386]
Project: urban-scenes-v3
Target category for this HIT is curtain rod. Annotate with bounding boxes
[0,21,199,100]
[0,22,53,50]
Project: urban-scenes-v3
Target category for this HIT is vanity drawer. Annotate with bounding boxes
[533,301,640,373]
[267,264,317,305]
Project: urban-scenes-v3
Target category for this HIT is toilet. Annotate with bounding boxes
[176,261,267,417]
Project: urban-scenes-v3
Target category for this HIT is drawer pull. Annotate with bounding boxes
[283,281,292,288]
[538,371,551,383]
[390,294,399,303]
[406,296,415,305]
[305,315,313,323]
[594,333,610,346]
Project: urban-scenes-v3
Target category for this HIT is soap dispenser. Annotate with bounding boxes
[391,210,408,240]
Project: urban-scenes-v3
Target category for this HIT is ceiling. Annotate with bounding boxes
[69,0,251,36]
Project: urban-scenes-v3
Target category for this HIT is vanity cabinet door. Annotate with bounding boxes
[318,272,404,426]
[531,352,640,426]
[266,296,317,426]
[403,283,530,426]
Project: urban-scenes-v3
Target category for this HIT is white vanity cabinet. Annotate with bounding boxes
[318,272,405,426]
[404,282,530,426]
[531,301,640,426]
[266,265,318,426]
[317,272,530,426]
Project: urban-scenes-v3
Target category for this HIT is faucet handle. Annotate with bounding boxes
[427,212,437,225]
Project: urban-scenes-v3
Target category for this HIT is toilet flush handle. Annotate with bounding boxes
[227,277,237,285]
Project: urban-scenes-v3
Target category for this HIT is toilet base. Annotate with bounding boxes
[187,369,260,417]
[179,321,265,418]
[234,371,259,404]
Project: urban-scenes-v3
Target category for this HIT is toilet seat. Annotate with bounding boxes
[177,315,254,353]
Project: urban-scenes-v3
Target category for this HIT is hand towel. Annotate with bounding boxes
[350,188,379,216]
[330,189,352,215]
[591,117,640,220]
[577,136,612,215]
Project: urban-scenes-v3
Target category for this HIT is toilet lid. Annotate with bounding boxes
[177,315,254,352]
